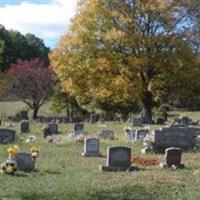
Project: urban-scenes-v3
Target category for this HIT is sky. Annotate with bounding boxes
[0,0,78,48]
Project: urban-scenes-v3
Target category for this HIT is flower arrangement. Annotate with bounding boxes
[75,134,86,142]
[0,160,17,175]
[7,145,19,159]
[30,146,40,159]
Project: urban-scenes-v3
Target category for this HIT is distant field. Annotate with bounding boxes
[0,101,62,118]
[0,101,200,121]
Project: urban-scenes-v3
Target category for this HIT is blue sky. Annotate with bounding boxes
[0,0,77,48]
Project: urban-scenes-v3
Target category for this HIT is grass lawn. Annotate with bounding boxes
[0,101,200,199]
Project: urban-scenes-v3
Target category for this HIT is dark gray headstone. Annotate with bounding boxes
[156,118,165,125]
[48,123,58,134]
[0,129,16,144]
[20,120,29,133]
[82,138,100,157]
[151,126,200,152]
[73,123,84,136]
[74,123,84,132]
[165,147,182,167]
[100,146,136,171]
[90,114,98,124]
[132,118,143,126]
[97,129,114,139]
[107,147,131,168]
[15,152,35,172]
[135,129,149,141]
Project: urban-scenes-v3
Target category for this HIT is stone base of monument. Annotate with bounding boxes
[160,162,185,169]
[100,165,139,172]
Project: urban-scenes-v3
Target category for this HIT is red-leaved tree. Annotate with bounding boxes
[8,58,53,119]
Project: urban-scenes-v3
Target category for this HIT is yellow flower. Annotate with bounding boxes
[6,165,13,173]
[30,146,39,153]
[7,145,19,155]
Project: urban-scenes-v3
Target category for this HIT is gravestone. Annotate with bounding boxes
[90,114,98,124]
[156,118,165,125]
[82,138,101,157]
[0,129,16,144]
[100,146,136,171]
[15,152,35,172]
[43,123,58,138]
[132,118,143,126]
[150,126,200,152]
[20,120,29,133]
[73,123,84,135]
[165,147,182,167]
[48,123,58,134]
[97,129,114,139]
[135,129,149,142]
[125,129,136,140]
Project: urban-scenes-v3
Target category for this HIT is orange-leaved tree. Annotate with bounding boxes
[50,0,200,122]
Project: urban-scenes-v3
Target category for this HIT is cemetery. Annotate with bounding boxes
[0,108,200,199]
[0,0,200,199]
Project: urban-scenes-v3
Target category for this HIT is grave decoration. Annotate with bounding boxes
[0,145,40,174]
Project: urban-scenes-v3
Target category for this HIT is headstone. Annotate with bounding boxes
[132,118,143,126]
[151,126,200,152]
[73,123,84,135]
[90,114,98,124]
[165,147,182,166]
[100,146,136,171]
[82,138,101,157]
[99,117,105,124]
[125,129,136,140]
[0,129,16,144]
[135,129,149,142]
[48,123,58,134]
[20,111,28,120]
[97,129,114,139]
[43,123,58,138]
[20,120,29,133]
[15,152,35,172]
[156,118,165,125]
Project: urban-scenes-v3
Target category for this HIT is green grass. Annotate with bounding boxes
[0,101,200,199]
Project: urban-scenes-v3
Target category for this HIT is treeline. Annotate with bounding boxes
[0,25,49,71]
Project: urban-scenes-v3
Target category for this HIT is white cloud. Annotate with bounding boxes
[0,0,78,47]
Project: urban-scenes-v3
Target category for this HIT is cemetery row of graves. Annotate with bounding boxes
[1,115,200,199]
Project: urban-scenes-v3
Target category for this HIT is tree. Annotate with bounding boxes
[0,72,10,96]
[50,83,90,119]
[25,33,50,65]
[50,0,200,122]
[8,58,53,119]
[0,25,50,72]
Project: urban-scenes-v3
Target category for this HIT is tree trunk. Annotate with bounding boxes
[33,106,39,120]
[141,91,153,124]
